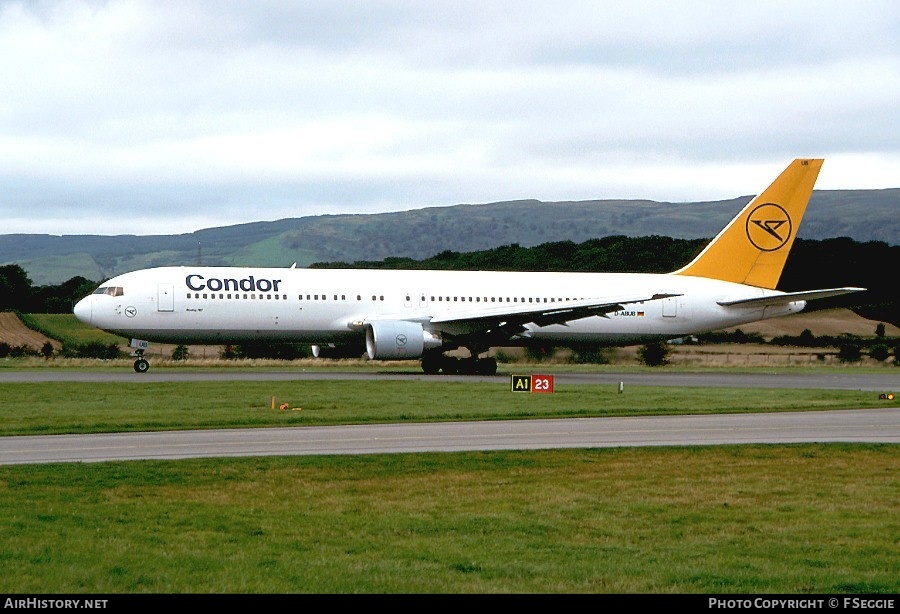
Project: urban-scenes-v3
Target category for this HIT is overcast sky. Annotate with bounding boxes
[1,0,897,236]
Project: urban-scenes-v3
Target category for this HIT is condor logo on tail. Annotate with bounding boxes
[673,158,821,288]
[746,203,792,251]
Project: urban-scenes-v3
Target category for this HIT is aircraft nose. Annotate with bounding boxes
[73,296,92,325]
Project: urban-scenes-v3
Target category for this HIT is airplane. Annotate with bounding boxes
[73,158,864,374]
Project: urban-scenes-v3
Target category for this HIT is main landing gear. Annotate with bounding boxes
[421,350,498,375]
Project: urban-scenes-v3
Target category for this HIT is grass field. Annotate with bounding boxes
[0,445,895,593]
[14,313,126,348]
[0,379,895,436]
[0,375,897,594]
[1,311,897,594]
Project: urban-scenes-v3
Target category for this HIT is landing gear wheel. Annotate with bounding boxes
[440,356,459,374]
[476,357,498,375]
[133,358,150,373]
[457,357,478,375]
[421,352,441,375]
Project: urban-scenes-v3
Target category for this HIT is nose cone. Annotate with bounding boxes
[73,296,92,325]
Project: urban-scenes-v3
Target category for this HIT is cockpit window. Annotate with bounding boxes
[93,286,124,297]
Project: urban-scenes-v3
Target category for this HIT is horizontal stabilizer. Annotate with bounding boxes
[717,287,865,308]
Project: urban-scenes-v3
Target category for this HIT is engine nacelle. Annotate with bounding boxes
[365,321,442,360]
[311,343,366,359]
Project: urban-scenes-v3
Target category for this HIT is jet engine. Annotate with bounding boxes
[365,321,442,360]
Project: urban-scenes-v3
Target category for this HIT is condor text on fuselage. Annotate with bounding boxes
[185,274,284,294]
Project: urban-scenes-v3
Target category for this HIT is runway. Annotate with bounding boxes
[0,408,897,465]
[1,369,897,465]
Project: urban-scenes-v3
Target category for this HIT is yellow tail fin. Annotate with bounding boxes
[673,158,823,289]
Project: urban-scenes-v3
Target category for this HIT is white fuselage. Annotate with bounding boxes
[73,266,806,349]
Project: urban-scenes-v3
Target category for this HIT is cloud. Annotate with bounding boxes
[0,0,897,235]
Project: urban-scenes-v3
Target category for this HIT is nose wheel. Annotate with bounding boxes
[131,345,150,373]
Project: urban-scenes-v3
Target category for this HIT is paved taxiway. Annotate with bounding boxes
[1,369,898,465]
[2,369,899,391]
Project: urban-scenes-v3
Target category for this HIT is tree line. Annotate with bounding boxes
[312,236,899,327]
[0,266,96,313]
[0,236,897,327]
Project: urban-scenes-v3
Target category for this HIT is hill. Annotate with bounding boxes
[725,308,899,338]
[1,188,897,285]
[0,313,60,351]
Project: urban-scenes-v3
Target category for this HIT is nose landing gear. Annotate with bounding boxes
[130,339,151,373]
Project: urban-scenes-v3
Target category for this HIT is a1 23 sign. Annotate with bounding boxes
[511,374,554,393]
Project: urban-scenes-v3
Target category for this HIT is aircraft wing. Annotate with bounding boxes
[717,287,866,308]
[426,293,679,336]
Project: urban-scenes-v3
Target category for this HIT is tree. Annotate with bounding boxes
[0,264,33,311]
[62,342,121,359]
[869,344,889,362]
[638,341,670,367]
[230,343,310,360]
[524,345,552,363]
[571,346,610,364]
[171,345,190,361]
[798,329,816,346]
[32,276,98,314]
[838,343,862,363]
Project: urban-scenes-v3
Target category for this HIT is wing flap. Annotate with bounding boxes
[429,293,678,327]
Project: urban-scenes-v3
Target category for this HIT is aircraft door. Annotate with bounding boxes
[662,296,677,317]
[158,283,174,312]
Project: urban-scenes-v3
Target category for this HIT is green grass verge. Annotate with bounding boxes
[17,313,126,347]
[0,380,893,436]
[1,366,896,593]
[0,445,895,593]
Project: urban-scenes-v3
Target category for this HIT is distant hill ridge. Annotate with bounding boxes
[2,188,897,285]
